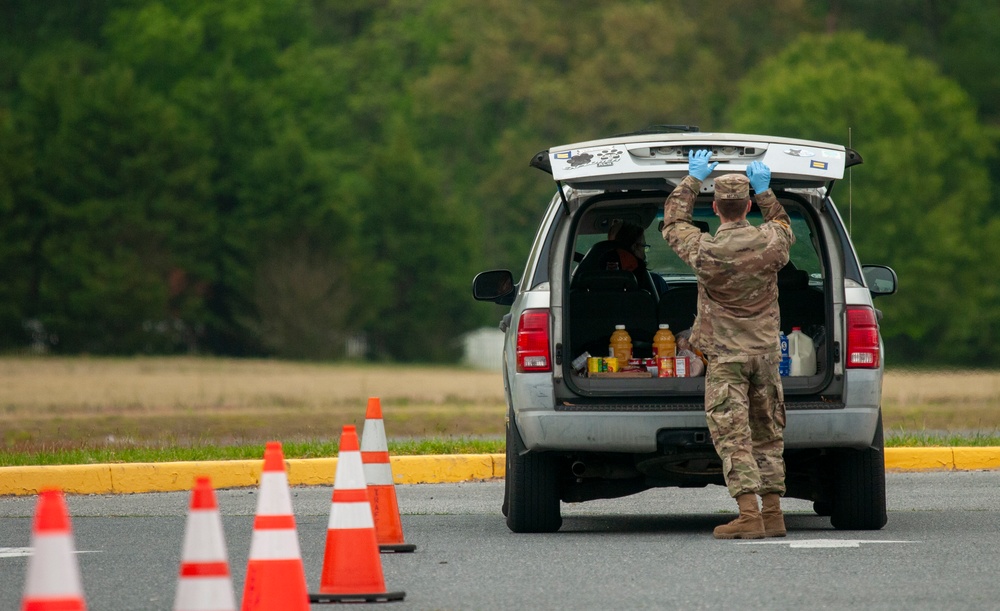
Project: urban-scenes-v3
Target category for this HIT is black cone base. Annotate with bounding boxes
[310,590,406,604]
[379,543,417,553]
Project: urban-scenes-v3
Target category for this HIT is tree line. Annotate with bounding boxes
[1,0,998,365]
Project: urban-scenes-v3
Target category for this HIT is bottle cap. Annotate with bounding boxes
[792,326,801,331]
[615,324,625,329]
[659,324,669,329]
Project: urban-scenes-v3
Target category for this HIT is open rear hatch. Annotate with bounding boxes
[543,132,856,405]
[534,132,860,207]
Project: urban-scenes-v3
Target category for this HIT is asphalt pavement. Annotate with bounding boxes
[2,471,1000,610]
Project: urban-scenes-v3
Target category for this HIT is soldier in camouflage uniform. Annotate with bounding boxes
[661,150,794,539]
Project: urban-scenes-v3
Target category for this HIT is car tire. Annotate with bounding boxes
[830,412,888,530]
[505,410,562,533]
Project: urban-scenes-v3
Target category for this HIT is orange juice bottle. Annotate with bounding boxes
[653,324,676,358]
[609,325,632,362]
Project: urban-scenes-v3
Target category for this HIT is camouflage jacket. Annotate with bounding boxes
[661,175,794,356]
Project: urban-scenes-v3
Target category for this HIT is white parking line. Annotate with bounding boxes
[0,547,102,558]
[737,539,918,548]
[0,547,32,558]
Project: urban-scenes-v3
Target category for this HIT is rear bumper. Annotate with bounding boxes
[516,407,879,453]
[512,369,882,453]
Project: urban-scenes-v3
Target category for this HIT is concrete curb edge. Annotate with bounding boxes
[1,448,998,496]
[0,454,505,496]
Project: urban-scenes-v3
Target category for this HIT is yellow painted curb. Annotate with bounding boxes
[952,447,1000,470]
[885,447,1000,472]
[1,464,115,496]
[0,454,507,496]
[884,447,954,471]
[2,449,998,496]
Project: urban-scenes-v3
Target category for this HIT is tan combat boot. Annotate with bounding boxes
[713,493,765,539]
[760,493,786,537]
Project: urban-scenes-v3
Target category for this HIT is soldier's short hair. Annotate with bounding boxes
[716,198,750,220]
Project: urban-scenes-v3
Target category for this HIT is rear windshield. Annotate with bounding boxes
[573,201,822,285]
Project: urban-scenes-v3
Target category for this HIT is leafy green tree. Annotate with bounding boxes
[103,0,338,355]
[820,0,1000,127]
[729,31,998,363]
[1,45,213,352]
[98,0,482,360]
[10,0,1000,364]
[0,106,34,346]
[351,121,481,362]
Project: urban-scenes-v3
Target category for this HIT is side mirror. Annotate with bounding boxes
[862,265,897,297]
[472,270,516,306]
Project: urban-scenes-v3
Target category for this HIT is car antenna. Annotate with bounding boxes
[848,127,853,236]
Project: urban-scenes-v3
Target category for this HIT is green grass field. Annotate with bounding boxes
[2,357,999,466]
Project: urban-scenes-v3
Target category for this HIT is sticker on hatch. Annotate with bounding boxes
[553,150,593,168]
[596,147,622,167]
[783,147,815,157]
[553,147,622,170]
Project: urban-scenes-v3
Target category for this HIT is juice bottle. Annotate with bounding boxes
[609,325,632,362]
[653,324,676,358]
[789,326,817,376]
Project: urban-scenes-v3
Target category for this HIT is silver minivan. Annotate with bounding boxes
[474,129,897,533]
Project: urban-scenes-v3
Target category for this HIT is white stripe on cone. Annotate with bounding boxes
[360,418,387,452]
[174,504,235,611]
[328,502,376,530]
[362,462,394,485]
[255,472,294,516]
[248,530,302,560]
[175,578,235,611]
[336,450,367,490]
[180,511,229,562]
[23,533,84,599]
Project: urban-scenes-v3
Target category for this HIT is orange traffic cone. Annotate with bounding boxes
[174,476,236,611]
[21,488,87,611]
[309,425,405,604]
[241,442,310,611]
[361,397,416,553]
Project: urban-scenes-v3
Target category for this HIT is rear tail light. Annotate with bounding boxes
[846,306,880,369]
[516,309,551,372]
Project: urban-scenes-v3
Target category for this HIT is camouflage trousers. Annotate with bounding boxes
[704,352,786,498]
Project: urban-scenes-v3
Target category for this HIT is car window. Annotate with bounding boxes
[647,203,823,281]
[574,234,606,258]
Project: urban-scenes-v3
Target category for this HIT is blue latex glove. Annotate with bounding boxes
[746,161,771,193]
[688,150,718,181]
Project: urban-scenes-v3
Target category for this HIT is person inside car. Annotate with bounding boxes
[601,220,669,296]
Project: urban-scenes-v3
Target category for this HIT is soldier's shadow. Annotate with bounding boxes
[558,512,835,535]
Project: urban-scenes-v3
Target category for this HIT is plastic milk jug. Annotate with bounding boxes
[779,332,791,377]
[788,327,816,376]
[652,324,676,358]
[609,325,633,362]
